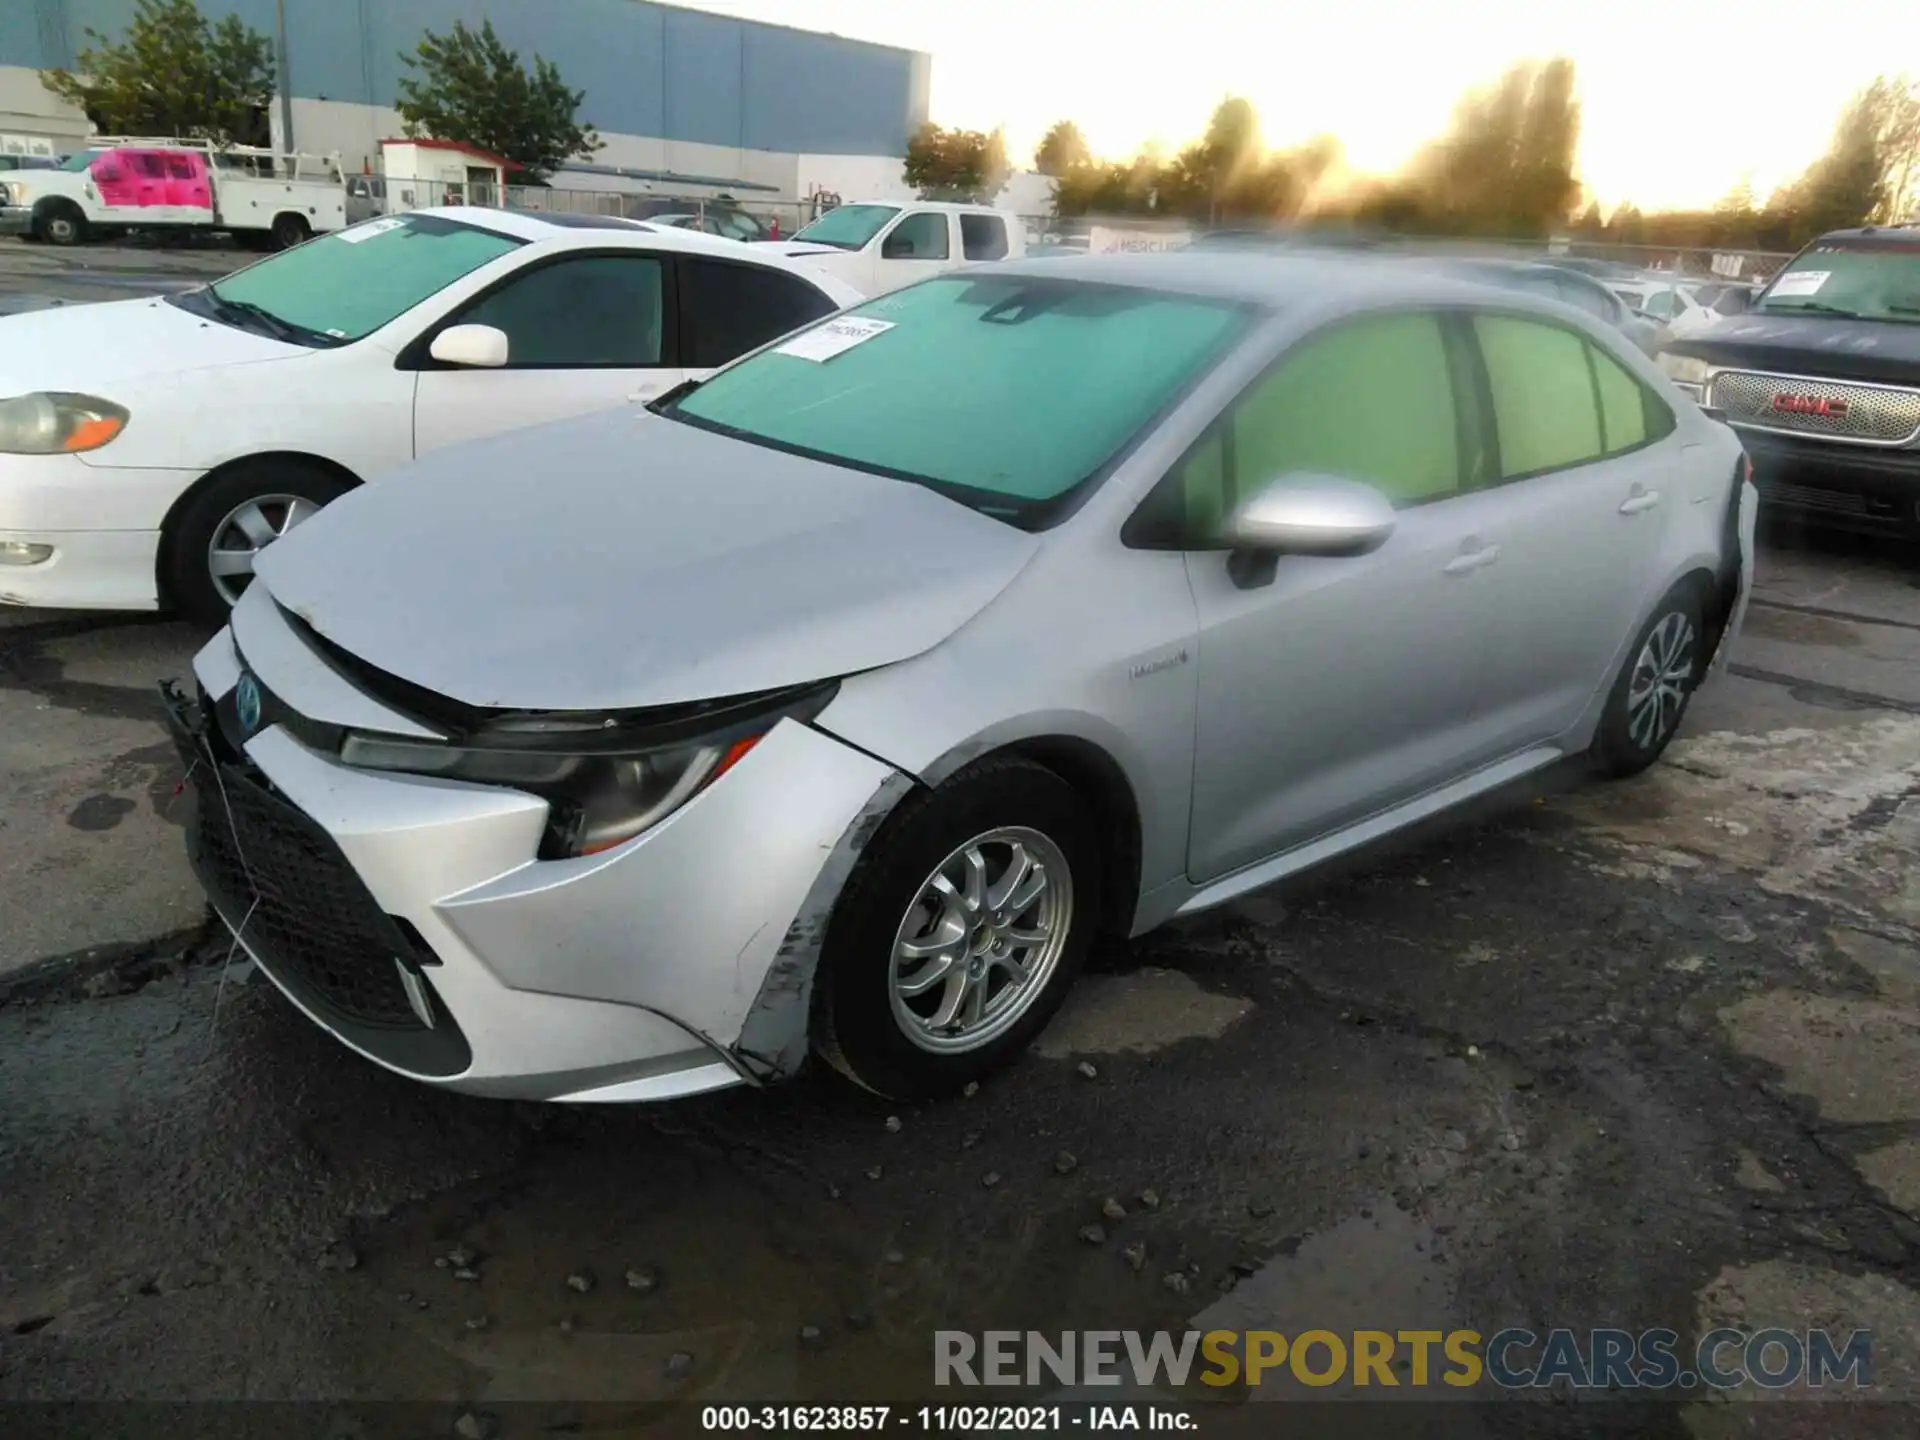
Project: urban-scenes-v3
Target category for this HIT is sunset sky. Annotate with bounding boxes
[689,0,1907,213]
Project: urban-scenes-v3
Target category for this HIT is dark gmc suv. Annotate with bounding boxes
[1656,225,1920,535]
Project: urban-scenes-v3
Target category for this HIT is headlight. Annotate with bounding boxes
[339,681,837,858]
[0,392,129,454]
[1656,354,1711,387]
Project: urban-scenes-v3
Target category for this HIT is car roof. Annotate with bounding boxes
[987,249,1617,315]
[1814,225,1920,247]
[829,199,996,214]
[417,205,751,254]
[403,206,863,301]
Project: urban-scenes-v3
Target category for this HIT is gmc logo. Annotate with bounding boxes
[1772,392,1848,418]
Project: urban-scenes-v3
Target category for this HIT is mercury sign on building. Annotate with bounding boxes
[1086,225,1196,254]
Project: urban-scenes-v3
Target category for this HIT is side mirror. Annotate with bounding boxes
[1226,473,1396,585]
[429,323,509,368]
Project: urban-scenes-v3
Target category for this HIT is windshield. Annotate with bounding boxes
[663,274,1253,526]
[790,204,900,251]
[1758,243,1920,323]
[58,149,102,172]
[169,213,523,346]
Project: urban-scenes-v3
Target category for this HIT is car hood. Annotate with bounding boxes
[1665,313,1920,384]
[0,294,303,393]
[255,407,1042,713]
[751,240,847,259]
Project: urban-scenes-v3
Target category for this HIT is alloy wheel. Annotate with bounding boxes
[889,827,1073,1054]
[1627,610,1696,750]
[207,493,321,606]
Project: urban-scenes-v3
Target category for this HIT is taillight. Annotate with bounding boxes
[1742,455,1753,484]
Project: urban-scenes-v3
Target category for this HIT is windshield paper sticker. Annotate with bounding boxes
[775,316,895,362]
[1769,270,1830,298]
[337,216,407,244]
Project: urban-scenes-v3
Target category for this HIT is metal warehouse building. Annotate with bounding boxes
[0,0,929,201]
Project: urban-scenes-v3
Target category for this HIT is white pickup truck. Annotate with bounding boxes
[752,200,1027,295]
[0,137,346,250]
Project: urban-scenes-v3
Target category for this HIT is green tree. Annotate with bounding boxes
[903,123,1009,201]
[1772,86,1886,244]
[1401,58,1581,237]
[41,0,274,145]
[395,19,601,180]
[1034,119,1092,177]
[1860,75,1920,222]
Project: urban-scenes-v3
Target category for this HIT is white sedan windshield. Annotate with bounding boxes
[185,214,523,343]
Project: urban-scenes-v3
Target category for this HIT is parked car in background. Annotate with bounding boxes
[648,209,776,244]
[164,252,1752,1104]
[0,138,346,249]
[0,207,861,623]
[1542,255,1645,283]
[344,174,386,225]
[1665,280,1758,339]
[753,200,1027,295]
[1658,224,1920,535]
[0,155,57,173]
[1397,256,1668,356]
[1607,275,1704,332]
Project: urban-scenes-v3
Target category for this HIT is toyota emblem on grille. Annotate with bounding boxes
[235,672,262,736]
[1772,392,1848,418]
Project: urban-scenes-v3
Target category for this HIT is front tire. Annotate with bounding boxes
[815,756,1101,1100]
[162,460,352,628]
[1590,586,1705,778]
[34,201,88,247]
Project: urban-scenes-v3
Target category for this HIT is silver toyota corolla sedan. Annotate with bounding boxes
[164,253,1757,1103]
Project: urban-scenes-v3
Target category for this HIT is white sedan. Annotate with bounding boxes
[0,207,863,623]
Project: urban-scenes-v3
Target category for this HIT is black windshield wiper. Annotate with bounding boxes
[202,289,342,347]
[645,377,705,412]
[1763,300,1860,318]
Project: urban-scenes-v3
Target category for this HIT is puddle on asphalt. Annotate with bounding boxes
[1186,1206,1465,1405]
[338,1119,1464,1409]
[344,1129,1204,1404]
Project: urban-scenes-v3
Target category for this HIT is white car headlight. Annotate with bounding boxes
[1656,354,1711,386]
[0,392,130,455]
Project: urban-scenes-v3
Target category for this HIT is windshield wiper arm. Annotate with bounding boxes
[202,289,341,347]
[645,377,704,412]
[1764,300,1860,317]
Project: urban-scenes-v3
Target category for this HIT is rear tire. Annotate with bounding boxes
[814,756,1101,1101]
[269,212,311,250]
[1590,585,1705,778]
[162,459,353,628]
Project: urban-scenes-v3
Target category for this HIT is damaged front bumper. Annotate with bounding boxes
[166,620,908,1102]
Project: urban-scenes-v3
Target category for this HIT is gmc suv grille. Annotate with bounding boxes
[1708,370,1920,446]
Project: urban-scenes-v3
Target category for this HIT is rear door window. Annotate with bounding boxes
[678,257,839,368]
[1473,314,1604,478]
[961,213,1010,261]
[1588,342,1676,455]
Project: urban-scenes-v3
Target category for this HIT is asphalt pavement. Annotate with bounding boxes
[1,241,1919,1437]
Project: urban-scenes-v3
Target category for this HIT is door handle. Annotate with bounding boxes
[1619,489,1661,515]
[1442,544,1500,576]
